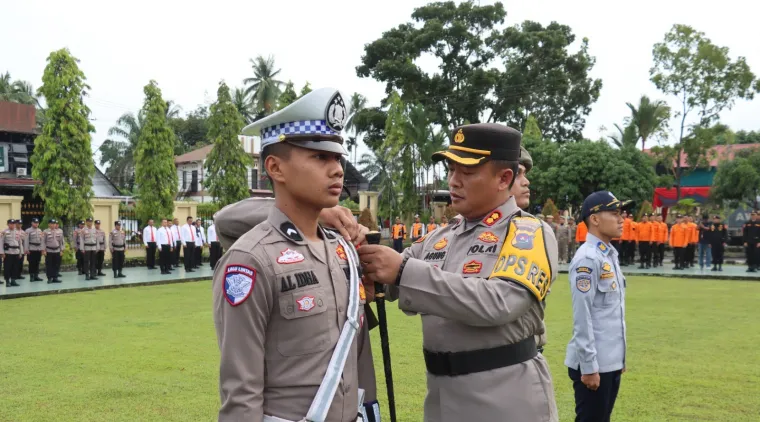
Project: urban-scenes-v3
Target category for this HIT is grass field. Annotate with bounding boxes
[1,275,758,421]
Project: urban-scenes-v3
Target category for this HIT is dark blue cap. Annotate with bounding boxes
[581,191,634,221]
[50,219,58,224]
[32,218,39,223]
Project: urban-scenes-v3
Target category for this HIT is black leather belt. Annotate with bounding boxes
[85,243,96,246]
[423,336,537,377]
[4,245,19,249]
[113,244,124,247]
[46,249,61,253]
[31,242,41,246]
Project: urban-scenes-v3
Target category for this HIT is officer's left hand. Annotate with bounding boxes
[358,245,403,285]
[318,206,368,246]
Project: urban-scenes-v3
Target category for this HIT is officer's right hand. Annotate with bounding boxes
[581,373,600,391]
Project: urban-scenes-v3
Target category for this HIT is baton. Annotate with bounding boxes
[366,231,396,422]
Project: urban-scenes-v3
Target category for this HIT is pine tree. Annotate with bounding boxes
[204,81,252,207]
[31,48,95,227]
[277,81,298,110]
[541,198,559,219]
[135,80,178,222]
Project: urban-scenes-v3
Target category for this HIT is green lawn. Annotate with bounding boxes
[1,275,758,421]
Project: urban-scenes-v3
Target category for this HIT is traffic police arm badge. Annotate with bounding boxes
[488,216,552,301]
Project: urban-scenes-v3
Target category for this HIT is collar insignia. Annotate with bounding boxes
[597,242,609,254]
[280,222,303,241]
[483,210,502,227]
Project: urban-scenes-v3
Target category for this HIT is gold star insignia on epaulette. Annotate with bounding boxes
[483,210,502,227]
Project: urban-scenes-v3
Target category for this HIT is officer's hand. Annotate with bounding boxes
[357,245,403,285]
[581,372,600,391]
[319,206,363,245]
[362,276,375,303]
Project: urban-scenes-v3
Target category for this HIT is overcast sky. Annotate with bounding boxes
[3,0,759,171]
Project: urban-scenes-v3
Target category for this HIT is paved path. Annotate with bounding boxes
[1,262,757,300]
[0,266,214,300]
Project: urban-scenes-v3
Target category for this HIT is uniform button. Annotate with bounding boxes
[286,305,294,314]
[404,299,411,306]
[338,306,344,313]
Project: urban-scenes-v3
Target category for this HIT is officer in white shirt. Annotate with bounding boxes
[207,219,221,269]
[180,216,196,272]
[193,219,205,268]
[157,218,174,274]
[169,218,182,268]
[142,219,158,270]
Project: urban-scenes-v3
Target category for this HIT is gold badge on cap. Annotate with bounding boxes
[279,134,286,141]
[454,129,465,143]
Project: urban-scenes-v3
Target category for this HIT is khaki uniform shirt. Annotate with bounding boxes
[79,227,99,251]
[390,197,559,422]
[96,229,106,251]
[25,227,45,252]
[72,228,82,250]
[213,206,365,422]
[44,228,64,253]
[110,230,126,252]
[2,228,23,255]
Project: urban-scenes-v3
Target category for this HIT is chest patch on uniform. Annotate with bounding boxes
[280,270,319,292]
[336,244,347,260]
[462,260,482,274]
[277,248,304,264]
[602,262,611,272]
[489,216,552,301]
[576,266,592,274]
[601,272,615,279]
[296,295,316,311]
[414,234,428,244]
[478,231,499,243]
[223,265,256,306]
[483,210,502,227]
[576,275,591,293]
[424,251,447,261]
[467,244,499,255]
[433,238,448,250]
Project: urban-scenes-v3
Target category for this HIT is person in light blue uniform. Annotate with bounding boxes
[565,190,633,422]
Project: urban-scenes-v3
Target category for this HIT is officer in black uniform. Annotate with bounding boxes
[709,215,727,272]
[743,211,760,272]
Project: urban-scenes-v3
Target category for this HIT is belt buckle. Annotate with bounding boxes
[437,351,463,377]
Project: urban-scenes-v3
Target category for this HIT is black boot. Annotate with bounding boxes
[34,274,44,282]
[118,270,126,278]
[9,280,20,287]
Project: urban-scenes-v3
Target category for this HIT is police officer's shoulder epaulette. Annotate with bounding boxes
[488,212,552,301]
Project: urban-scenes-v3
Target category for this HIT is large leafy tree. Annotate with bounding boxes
[170,105,210,154]
[488,21,602,141]
[357,1,601,140]
[135,80,178,222]
[31,48,95,227]
[649,24,759,199]
[204,82,252,207]
[710,148,760,209]
[383,92,417,218]
[243,55,284,117]
[99,111,144,191]
[626,95,670,150]
[276,81,298,110]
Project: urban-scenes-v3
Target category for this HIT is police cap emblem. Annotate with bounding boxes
[325,91,347,132]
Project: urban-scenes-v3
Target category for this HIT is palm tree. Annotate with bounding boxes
[0,72,39,106]
[232,87,255,124]
[344,93,368,165]
[165,100,182,119]
[359,148,397,219]
[608,122,639,149]
[626,95,670,150]
[99,111,144,191]
[243,55,284,117]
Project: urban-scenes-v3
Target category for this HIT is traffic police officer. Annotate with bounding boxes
[212,88,373,422]
[360,123,559,422]
[43,218,64,283]
[95,220,107,276]
[80,218,99,280]
[110,221,127,278]
[566,190,632,422]
[24,217,45,281]
[2,219,23,286]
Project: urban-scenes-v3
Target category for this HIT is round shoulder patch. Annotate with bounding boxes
[223,264,256,306]
[576,275,591,293]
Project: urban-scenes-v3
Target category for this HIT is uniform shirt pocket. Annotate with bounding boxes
[594,277,621,308]
[277,285,331,356]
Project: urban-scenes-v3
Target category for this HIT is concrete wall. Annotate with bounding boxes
[0,195,22,225]
[173,201,198,222]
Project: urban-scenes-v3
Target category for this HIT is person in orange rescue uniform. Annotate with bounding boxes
[411,215,424,242]
[439,216,449,228]
[686,216,699,268]
[653,214,668,267]
[426,216,438,234]
[576,220,588,247]
[669,214,689,269]
[620,211,633,266]
[391,217,406,253]
[636,213,654,269]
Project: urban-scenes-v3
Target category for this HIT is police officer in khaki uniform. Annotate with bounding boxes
[24,217,45,282]
[213,88,375,422]
[95,220,107,276]
[110,221,127,278]
[2,219,23,286]
[16,219,27,280]
[43,218,64,283]
[73,220,85,274]
[214,196,381,421]
[79,217,99,280]
[359,123,559,422]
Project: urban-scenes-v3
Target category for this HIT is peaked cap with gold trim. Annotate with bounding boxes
[432,123,522,166]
